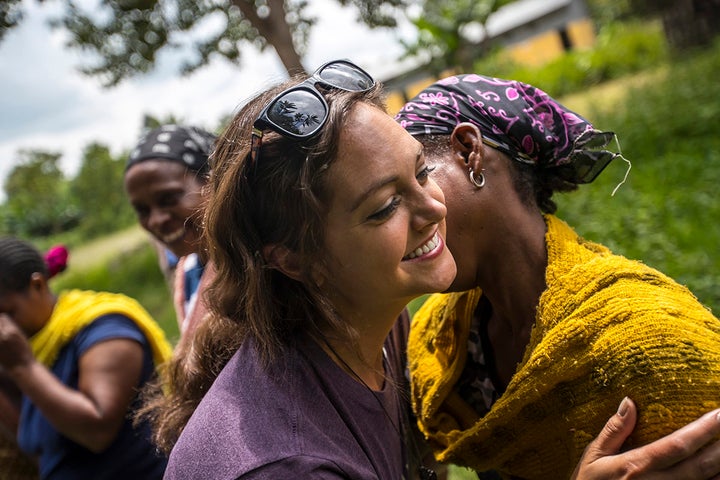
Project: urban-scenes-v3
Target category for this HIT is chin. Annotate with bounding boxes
[444,274,475,293]
[427,265,458,296]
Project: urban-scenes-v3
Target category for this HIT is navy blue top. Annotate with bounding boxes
[18,314,167,480]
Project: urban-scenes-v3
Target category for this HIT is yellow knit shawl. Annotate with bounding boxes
[409,215,720,480]
[30,289,172,371]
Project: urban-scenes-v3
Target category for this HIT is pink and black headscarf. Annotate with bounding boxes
[395,74,618,183]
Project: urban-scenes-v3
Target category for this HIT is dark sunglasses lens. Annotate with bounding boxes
[581,151,616,183]
[266,89,326,137]
[576,129,615,149]
[562,151,616,184]
[317,62,373,91]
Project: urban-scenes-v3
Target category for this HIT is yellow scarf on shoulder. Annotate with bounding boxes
[31,289,172,370]
[409,215,720,480]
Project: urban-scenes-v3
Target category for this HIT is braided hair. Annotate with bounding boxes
[0,237,49,293]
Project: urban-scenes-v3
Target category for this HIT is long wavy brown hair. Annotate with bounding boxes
[137,75,386,454]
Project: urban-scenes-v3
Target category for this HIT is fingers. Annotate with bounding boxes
[631,409,720,473]
[586,397,638,460]
[666,431,720,479]
[570,398,638,480]
[573,402,720,480]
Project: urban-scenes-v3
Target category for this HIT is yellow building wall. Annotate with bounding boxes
[385,70,456,115]
[508,30,566,66]
[568,18,596,49]
[507,18,597,66]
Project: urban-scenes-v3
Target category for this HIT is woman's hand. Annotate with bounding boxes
[0,313,34,371]
[572,397,720,479]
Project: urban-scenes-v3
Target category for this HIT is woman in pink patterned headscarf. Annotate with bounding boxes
[396,74,720,480]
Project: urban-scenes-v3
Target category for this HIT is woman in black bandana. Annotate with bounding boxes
[124,124,217,349]
[396,74,720,479]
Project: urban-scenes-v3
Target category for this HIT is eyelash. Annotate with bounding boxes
[417,165,436,182]
[367,165,436,221]
[368,196,401,221]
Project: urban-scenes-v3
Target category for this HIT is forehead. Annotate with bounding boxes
[325,103,419,202]
[125,159,197,184]
[125,159,203,192]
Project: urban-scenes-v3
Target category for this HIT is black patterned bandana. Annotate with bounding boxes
[395,74,619,183]
[126,125,216,174]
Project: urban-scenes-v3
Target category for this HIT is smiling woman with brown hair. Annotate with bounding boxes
[152,60,457,479]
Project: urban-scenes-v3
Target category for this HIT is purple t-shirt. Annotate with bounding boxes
[164,325,410,479]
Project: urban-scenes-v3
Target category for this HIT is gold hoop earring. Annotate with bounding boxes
[469,168,485,188]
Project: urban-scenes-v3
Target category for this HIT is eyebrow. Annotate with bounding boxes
[348,146,424,213]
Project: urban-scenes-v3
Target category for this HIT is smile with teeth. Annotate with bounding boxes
[160,228,185,244]
[403,232,440,260]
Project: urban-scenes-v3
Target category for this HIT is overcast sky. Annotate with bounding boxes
[0,1,416,194]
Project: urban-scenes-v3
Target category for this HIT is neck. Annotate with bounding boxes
[319,299,405,391]
[321,337,385,391]
[477,212,547,336]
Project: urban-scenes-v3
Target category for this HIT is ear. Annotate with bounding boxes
[262,244,303,282]
[29,272,49,293]
[28,272,52,305]
[450,122,485,173]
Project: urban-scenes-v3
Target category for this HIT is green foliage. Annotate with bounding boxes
[473,20,667,96]
[555,40,720,315]
[69,143,137,237]
[448,465,481,480]
[48,0,315,86]
[0,0,23,41]
[337,0,411,28]
[50,237,179,343]
[2,150,80,237]
[585,0,633,24]
[402,0,514,72]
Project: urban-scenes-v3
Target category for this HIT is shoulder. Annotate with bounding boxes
[408,289,479,342]
[167,338,386,479]
[164,453,349,480]
[73,314,147,354]
[167,341,301,458]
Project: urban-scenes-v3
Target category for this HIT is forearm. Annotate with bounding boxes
[7,360,121,451]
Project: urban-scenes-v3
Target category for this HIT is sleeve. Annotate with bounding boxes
[73,314,148,356]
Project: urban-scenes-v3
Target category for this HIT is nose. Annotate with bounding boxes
[147,207,172,233]
[410,180,447,232]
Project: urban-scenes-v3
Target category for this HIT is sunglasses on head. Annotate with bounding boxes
[250,60,376,163]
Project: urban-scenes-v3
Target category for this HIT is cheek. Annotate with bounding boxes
[442,191,474,258]
[331,227,404,274]
[178,192,205,216]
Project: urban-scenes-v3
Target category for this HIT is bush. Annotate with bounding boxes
[50,238,179,343]
[474,20,667,96]
[556,41,720,314]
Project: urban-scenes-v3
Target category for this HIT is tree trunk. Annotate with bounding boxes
[231,0,307,76]
[661,0,720,50]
